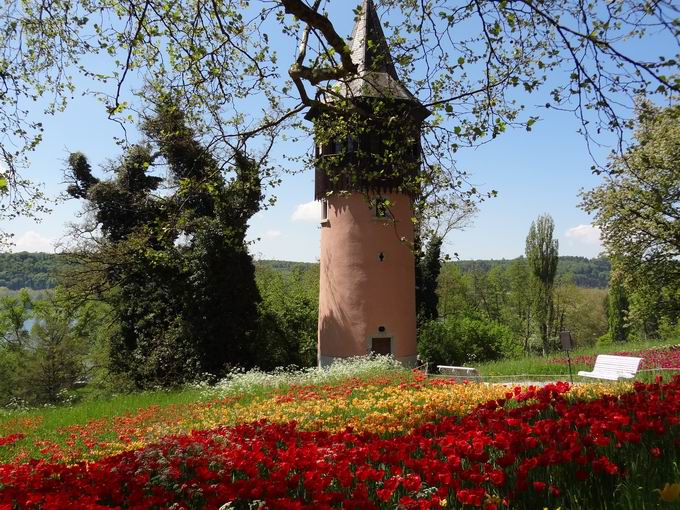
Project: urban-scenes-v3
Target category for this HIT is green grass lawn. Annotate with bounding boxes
[475,337,680,382]
[0,387,206,435]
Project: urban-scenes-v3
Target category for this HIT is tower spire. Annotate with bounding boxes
[345,0,416,101]
[350,0,398,80]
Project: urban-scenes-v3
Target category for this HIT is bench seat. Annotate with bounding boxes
[437,365,480,380]
[577,355,642,381]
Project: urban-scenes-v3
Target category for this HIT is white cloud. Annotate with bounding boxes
[14,230,55,252]
[291,201,321,223]
[565,224,601,246]
[265,229,282,238]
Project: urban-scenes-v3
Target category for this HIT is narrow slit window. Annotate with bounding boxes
[321,199,328,222]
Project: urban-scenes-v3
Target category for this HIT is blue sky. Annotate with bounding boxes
[4,3,633,262]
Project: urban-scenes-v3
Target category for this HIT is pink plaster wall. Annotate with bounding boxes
[318,192,417,365]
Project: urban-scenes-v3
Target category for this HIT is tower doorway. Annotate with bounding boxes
[371,337,392,356]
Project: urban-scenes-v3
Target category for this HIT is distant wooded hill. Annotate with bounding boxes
[0,253,610,290]
[256,257,611,288]
[452,256,611,288]
[0,252,62,290]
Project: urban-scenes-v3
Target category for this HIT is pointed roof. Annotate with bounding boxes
[349,0,397,80]
[344,0,419,102]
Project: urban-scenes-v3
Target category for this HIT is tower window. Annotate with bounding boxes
[372,197,393,219]
[320,199,328,222]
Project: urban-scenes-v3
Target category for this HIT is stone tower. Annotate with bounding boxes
[310,0,430,367]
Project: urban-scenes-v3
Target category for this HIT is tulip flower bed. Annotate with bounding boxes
[0,369,631,466]
[0,375,679,509]
[0,373,519,464]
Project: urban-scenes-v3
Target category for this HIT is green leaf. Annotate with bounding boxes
[0,177,7,193]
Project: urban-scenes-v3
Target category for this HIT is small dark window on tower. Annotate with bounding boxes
[378,252,385,262]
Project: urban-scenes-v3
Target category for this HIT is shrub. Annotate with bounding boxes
[418,316,516,368]
[254,265,318,370]
[659,318,680,342]
[597,331,613,346]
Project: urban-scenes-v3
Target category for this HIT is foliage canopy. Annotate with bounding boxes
[582,102,680,338]
[1,0,678,241]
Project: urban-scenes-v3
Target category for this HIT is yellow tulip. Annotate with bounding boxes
[659,483,680,503]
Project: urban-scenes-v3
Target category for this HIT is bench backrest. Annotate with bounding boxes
[593,355,642,374]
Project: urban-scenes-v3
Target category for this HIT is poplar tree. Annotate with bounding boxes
[525,214,559,355]
[416,236,443,322]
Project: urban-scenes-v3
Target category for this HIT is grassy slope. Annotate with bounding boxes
[0,388,206,438]
[0,359,412,460]
[2,339,677,432]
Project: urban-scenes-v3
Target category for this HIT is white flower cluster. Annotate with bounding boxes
[201,355,405,398]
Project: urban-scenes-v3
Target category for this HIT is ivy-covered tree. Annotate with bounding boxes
[525,214,559,355]
[63,96,263,387]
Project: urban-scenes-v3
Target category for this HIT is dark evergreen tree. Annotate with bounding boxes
[416,236,443,323]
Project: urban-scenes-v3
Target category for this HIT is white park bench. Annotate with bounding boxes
[437,365,480,381]
[577,355,642,381]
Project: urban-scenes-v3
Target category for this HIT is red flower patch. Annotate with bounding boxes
[1,377,679,509]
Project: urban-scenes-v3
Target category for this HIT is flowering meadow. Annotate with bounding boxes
[0,358,678,509]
